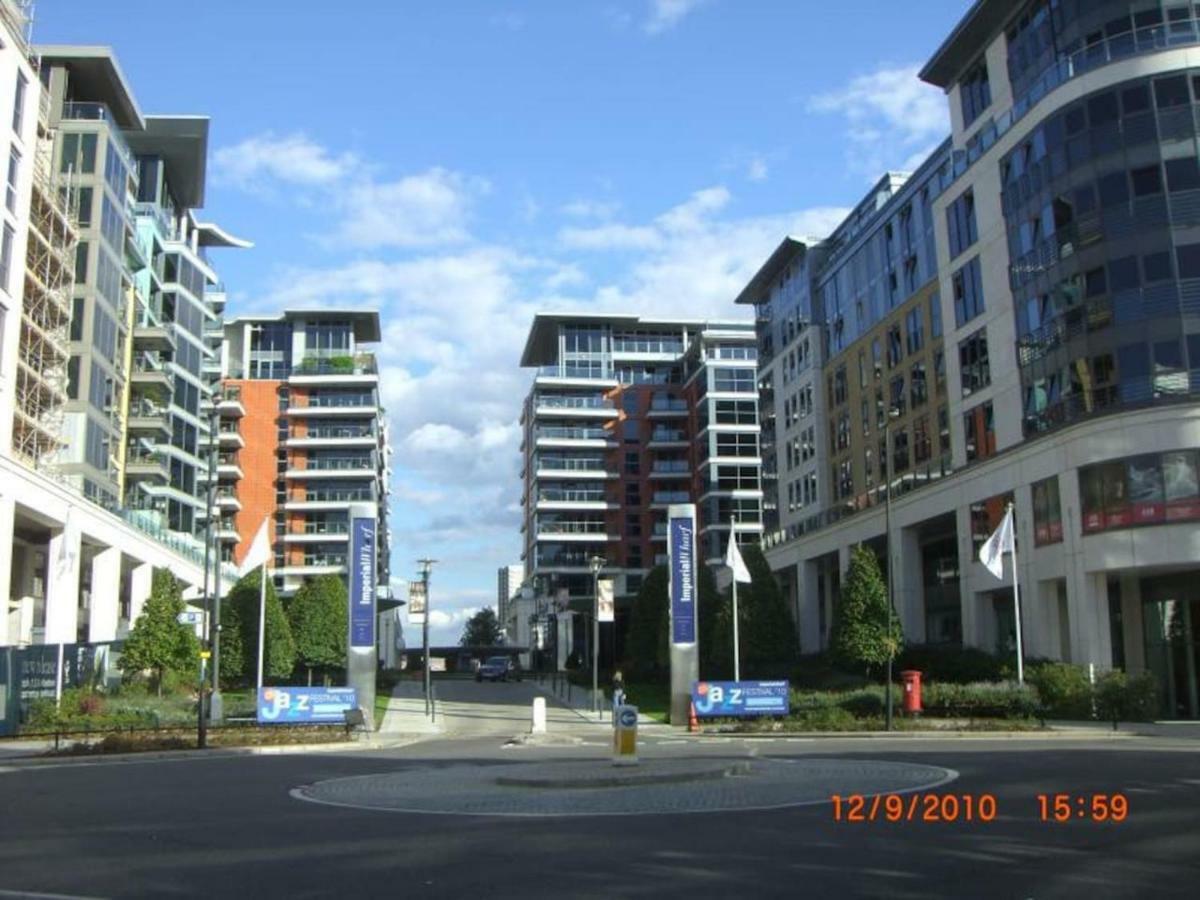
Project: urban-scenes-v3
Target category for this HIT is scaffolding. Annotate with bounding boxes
[12,57,78,470]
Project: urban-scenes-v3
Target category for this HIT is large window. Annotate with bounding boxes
[1081,450,1200,534]
[712,368,755,393]
[1032,476,1063,546]
[963,400,995,463]
[946,188,977,259]
[960,59,991,127]
[952,257,985,327]
[12,73,27,133]
[905,307,924,355]
[959,327,990,397]
[0,224,12,294]
[5,144,19,212]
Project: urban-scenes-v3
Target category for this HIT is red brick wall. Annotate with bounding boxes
[231,380,282,567]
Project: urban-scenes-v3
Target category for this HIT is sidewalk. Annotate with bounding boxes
[376,680,442,736]
[529,673,668,731]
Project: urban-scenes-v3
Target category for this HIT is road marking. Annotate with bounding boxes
[0,889,107,899]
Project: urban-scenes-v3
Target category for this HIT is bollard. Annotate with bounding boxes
[531,696,547,734]
[612,705,639,766]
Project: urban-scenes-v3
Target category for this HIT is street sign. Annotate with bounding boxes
[691,681,790,718]
[612,704,638,766]
[177,611,203,626]
[348,517,376,649]
[668,510,696,645]
[257,687,358,723]
[597,578,615,623]
[408,581,426,624]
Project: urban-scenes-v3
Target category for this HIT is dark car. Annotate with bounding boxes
[476,656,521,682]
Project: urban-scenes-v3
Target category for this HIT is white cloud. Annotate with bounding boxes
[558,222,661,251]
[561,199,621,220]
[808,64,948,178]
[213,133,358,189]
[644,0,709,34]
[334,168,487,249]
[747,156,769,182]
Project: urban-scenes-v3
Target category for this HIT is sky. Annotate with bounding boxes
[35,0,970,644]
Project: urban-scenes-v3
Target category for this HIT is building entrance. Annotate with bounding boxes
[1141,573,1200,719]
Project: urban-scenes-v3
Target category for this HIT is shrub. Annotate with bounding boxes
[836,686,887,717]
[564,651,583,671]
[791,653,872,690]
[922,681,1038,719]
[895,644,1006,684]
[1095,671,1158,724]
[1027,662,1094,719]
[790,706,859,731]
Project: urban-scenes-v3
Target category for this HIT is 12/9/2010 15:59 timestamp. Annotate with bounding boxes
[830,793,1129,823]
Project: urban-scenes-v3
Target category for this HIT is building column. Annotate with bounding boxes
[955,504,984,648]
[1065,559,1112,671]
[1029,580,1061,661]
[87,547,121,643]
[896,526,925,644]
[44,523,82,644]
[0,495,14,645]
[798,558,821,655]
[129,563,153,624]
[1119,573,1145,674]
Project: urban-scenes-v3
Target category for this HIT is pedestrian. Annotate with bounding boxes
[612,669,626,711]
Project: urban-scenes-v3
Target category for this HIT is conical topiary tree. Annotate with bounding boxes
[288,574,348,686]
[221,568,296,686]
[625,565,669,679]
[118,568,199,696]
[741,543,799,676]
[830,544,903,676]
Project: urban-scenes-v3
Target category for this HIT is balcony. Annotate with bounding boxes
[124,450,168,482]
[217,427,244,449]
[533,395,618,419]
[285,460,375,480]
[131,356,172,393]
[647,428,688,449]
[216,454,243,480]
[284,492,374,511]
[281,526,350,544]
[214,521,240,543]
[126,400,170,438]
[285,429,377,449]
[215,386,246,418]
[133,323,176,353]
[534,487,615,512]
[649,491,690,509]
[534,426,613,449]
[649,460,691,480]
[289,354,378,384]
[212,490,241,512]
[647,398,689,418]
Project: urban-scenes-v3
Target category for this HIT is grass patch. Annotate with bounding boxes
[623,682,670,723]
[374,690,391,730]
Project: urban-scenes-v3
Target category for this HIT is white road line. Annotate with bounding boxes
[0,889,107,899]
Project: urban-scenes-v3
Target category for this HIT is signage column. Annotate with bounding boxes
[347,502,378,728]
[667,503,698,726]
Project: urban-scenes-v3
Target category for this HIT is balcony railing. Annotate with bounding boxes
[651,460,689,473]
[538,489,607,503]
[649,398,688,412]
[536,457,607,472]
[302,426,375,439]
[303,457,374,471]
[301,521,349,535]
[292,354,378,376]
[536,426,609,441]
[651,491,690,504]
[650,429,686,442]
[535,395,613,410]
[300,554,347,567]
[537,521,610,535]
[302,394,375,408]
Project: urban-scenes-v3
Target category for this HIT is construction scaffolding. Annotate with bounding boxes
[12,55,78,470]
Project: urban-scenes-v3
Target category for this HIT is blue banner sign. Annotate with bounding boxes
[349,516,376,649]
[691,681,790,718]
[257,687,358,724]
[668,510,696,646]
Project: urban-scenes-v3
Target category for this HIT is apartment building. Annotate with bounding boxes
[750,0,1200,718]
[1,11,223,653]
[497,563,523,627]
[518,313,762,661]
[215,310,391,602]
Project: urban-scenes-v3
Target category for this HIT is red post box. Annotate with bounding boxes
[901,670,922,715]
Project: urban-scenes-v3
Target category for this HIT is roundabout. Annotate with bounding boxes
[291,756,959,817]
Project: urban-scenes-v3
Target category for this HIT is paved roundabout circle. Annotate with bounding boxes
[291,757,958,817]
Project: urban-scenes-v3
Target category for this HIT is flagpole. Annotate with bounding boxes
[1007,502,1024,686]
[730,515,740,682]
[256,560,267,690]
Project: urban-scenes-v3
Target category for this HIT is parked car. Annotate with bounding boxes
[476,656,521,682]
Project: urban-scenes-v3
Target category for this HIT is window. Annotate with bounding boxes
[1097,171,1129,207]
[5,144,18,212]
[960,59,991,126]
[1166,157,1200,192]
[625,483,641,507]
[929,292,942,338]
[946,188,977,258]
[623,420,639,444]
[910,361,928,408]
[1109,255,1139,292]
[952,257,985,327]
[712,368,755,393]
[1032,476,1063,546]
[963,400,995,463]
[892,427,909,473]
[889,374,905,416]
[913,416,931,464]
[1130,165,1162,197]
[0,223,12,294]
[886,324,902,368]
[1154,75,1189,109]
[1176,242,1200,279]
[905,307,924,355]
[12,73,26,133]
[624,451,639,475]
[959,328,990,396]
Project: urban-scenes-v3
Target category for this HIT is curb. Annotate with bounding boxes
[687,728,1137,740]
[495,760,750,789]
[0,735,430,768]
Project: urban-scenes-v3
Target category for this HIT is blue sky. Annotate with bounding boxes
[37,0,969,643]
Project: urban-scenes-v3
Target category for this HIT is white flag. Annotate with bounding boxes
[725,532,752,584]
[978,507,1014,580]
[239,517,271,577]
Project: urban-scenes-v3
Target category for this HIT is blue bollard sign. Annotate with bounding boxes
[691,681,790,718]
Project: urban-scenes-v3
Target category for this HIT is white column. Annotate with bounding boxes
[44,524,81,644]
[87,547,121,642]
[955,504,983,648]
[1066,562,1112,671]
[129,563,153,623]
[0,495,15,645]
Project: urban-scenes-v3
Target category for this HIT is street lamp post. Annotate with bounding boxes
[882,406,900,732]
[197,405,218,748]
[418,558,436,716]
[588,555,605,717]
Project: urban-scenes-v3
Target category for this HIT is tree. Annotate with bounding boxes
[220,568,296,686]
[830,544,903,675]
[740,543,799,675]
[625,565,669,679]
[460,607,501,646]
[118,569,198,696]
[288,574,348,686]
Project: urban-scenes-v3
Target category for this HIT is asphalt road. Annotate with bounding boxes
[1,681,1198,900]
